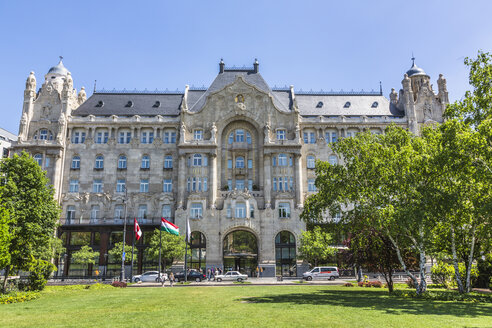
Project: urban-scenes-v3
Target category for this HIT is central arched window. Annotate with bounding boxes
[275,231,296,277]
[95,155,104,169]
[235,156,244,168]
[228,129,252,144]
[187,231,206,272]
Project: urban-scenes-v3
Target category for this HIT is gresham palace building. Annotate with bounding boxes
[11,57,446,277]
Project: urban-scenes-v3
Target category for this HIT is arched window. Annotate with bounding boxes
[94,155,104,169]
[193,154,202,166]
[34,154,43,166]
[329,155,338,165]
[278,154,287,166]
[307,155,315,169]
[235,156,245,168]
[71,156,81,169]
[39,129,49,140]
[118,155,127,169]
[187,232,206,272]
[275,231,296,277]
[164,156,173,169]
[141,155,150,169]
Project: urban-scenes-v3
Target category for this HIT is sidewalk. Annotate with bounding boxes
[129,277,352,287]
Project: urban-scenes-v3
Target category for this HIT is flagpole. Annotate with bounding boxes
[130,219,136,283]
[158,226,162,280]
[184,218,189,282]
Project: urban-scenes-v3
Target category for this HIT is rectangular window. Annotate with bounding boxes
[290,177,293,191]
[235,203,246,218]
[90,205,100,220]
[278,177,283,191]
[92,179,103,193]
[235,129,244,142]
[138,205,147,219]
[247,159,253,169]
[279,203,291,218]
[303,132,308,144]
[72,131,86,144]
[163,179,172,192]
[170,132,176,143]
[194,130,203,140]
[272,156,276,167]
[248,179,253,191]
[192,177,197,192]
[114,205,124,220]
[236,179,244,190]
[308,179,316,192]
[284,177,288,191]
[45,157,50,168]
[118,131,131,144]
[273,177,277,191]
[69,179,79,193]
[228,159,232,169]
[227,179,232,191]
[140,179,149,192]
[197,177,202,192]
[203,177,208,192]
[67,205,75,221]
[162,205,172,219]
[187,178,191,192]
[226,204,232,218]
[250,207,254,218]
[310,132,316,143]
[307,156,315,169]
[164,156,173,169]
[96,131,109,144]
[141,131,154,144]
[276,129,286,140]
[116,179,126,193]
[190,203,203,218]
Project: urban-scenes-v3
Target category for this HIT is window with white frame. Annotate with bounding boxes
[278,177,283,191]
[246,132,252,144]
[45,157,50,168]
[163,130,176,144]
[95,130,109,144]
[34,154,43,166]
[226,204,232,218]
[247,159,253,169]
[141,130,154,144]
[329,155,338,165]
[203,177,208,192]
[39,129,50,140]
[303,131,316,144]
[138,205,148,219]
[114,205,124,220]
[163,179,172,192]
[95,155,104,169]
[235,203,246,218]
[228,132,234,144]
[67,206,76,221]
[235,129,244,142]
[236,156,244,168]
[141,155,150,169]
[193,154,202,166]
[248,179,253,191]
[236,179,244,190]
[140,179,149,192]
[278,154,288,166]
[118,155,127,169]
[71,156,80,169]
[92,179,103,193]
[72,131,86,144]
[194,129,203,140]
[164,156,173,169]
[69,179,79,193]
[308,179,316,192]
[307,155,315,169]
[278,203,291,218]
[116,179,126,193]
[90,205,100,220]
[118,131,131,144]
[326,131,338,143]
[227,159,232,169]
[273,177,277,191]
[276,129,286,140]
[162,204,172,220]
[190,203,203,218]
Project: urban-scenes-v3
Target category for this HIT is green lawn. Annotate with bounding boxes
[0,285,490,328]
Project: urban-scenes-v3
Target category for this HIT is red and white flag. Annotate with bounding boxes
[134,218,142,241]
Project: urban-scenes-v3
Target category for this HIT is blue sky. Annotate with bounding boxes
[1,0,491,133]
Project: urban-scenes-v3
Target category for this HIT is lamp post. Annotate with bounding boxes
[103,253,108,280]
[120,188,128,282]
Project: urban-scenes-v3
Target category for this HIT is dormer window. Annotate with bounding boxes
[316,101,323,108]
[125,101,133,108]
[95,101,104,107]
[371,101,379,108]
[153,101,161,108]
[344,101,351,108]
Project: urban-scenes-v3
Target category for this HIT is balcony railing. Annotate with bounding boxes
[60,217,169,226]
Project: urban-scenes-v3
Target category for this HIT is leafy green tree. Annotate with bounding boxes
[298,226,337,267]
[144,229,185,271]
[71,245,100,275]
[108,242,134,264]
[0,152,60,291]
[0,206,11,277]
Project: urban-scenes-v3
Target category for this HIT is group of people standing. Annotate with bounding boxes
[206,267,223,281]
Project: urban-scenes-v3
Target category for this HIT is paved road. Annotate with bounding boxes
[129,277,352,287]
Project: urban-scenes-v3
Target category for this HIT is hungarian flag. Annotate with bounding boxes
[161,218,179,236]
[134,218,142,241]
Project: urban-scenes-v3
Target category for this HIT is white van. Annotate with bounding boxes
[303,266,339,281]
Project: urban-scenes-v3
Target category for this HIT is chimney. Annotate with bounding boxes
[219,58,225,74]
[253,58,259,73]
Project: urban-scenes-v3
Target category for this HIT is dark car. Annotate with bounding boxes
[174,270,206,282]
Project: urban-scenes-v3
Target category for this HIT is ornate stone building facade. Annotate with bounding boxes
[12,58,447,277]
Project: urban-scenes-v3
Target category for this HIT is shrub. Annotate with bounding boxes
[391,289,492,303]
[452,263,479,287]
[0,291,40,304]
[475,254,492,289]
[370,281,382,288]
[27,259,56,291]
[85,283,112,290]
[111,281,127,288]
[431,262,454,288]
[357,281,364,287]
[343,282,354,287]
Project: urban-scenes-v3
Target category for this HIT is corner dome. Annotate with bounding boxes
[47,57,70,76]
[406,58,427,77]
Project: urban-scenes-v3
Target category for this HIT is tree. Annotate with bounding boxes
[71,246,100,275]
[108,242,134,264]
[0,206,11,278]
[0,152,60,291]
[144,229,185,271]
[298,226,337,267]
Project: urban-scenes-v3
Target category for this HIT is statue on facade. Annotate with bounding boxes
[25,71,36,92]
[180,122,187,143]
[78,87,87,105]
[263,122,270,144]
[210,122,217,142]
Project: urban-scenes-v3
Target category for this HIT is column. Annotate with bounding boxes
[177,154,186,209]
[209,153,217,209]
[263,154,271,208]
[295,154,304,208]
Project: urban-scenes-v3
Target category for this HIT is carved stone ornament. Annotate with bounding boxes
[26,71,36,91]
[424,102,432,121]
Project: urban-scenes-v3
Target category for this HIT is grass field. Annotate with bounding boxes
[0,285,491,328]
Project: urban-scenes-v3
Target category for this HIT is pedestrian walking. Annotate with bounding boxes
[169,272,174,287]
[256,266,260,278]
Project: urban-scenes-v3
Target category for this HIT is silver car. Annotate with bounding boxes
[132,271,167,283]
[303,267,339,281]
[215,271,248,282]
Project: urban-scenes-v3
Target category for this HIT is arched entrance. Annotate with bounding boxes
[275,231,296,277]
[223,230,258,276]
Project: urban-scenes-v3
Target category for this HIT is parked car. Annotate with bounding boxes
[215,271,248,282]
[173,270,206,282]
[132,271,167,283]
[303,267,339,281]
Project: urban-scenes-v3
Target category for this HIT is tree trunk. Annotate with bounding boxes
[418,249,427,294]
[465,225,476,293]
[387,233,420,294]
[2,266,10,293]
[451,226,465,294]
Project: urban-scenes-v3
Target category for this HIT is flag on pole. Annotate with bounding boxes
[134,218,142,241]
[186,217,191,243]
[161,218,179,236]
